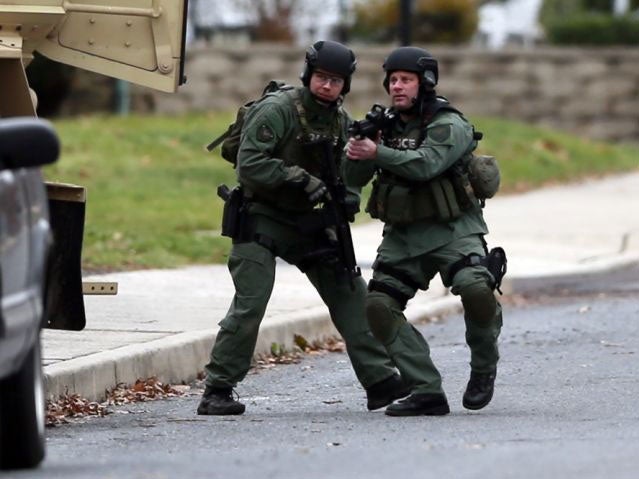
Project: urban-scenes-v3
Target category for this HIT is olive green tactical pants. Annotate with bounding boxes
[366,234,503,395]
[204,239,397,391]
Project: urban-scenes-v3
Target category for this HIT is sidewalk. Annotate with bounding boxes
[42,172,639,401]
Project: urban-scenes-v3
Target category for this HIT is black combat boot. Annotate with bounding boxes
[197,386,245,415]
[462,370,496,410]
[385,392,450,417]
[366,374,412,411]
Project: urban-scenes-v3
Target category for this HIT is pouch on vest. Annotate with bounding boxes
[372,182,414,224]
[449,167,478,211]
[386,184,413,224]
[367,176,460,225]
[365,178,381,219]
[429,177,462,222]
[467,155,500,200]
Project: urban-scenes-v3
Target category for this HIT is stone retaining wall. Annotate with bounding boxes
[74,45,639,142]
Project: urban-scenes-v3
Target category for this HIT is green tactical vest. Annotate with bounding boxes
[244,87,345,213]
[366,106,479,225]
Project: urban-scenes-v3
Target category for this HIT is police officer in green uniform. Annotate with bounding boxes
[197,40,409,416]
[344,46,504,416]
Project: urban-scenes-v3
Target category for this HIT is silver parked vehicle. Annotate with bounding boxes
[0,117,59,470]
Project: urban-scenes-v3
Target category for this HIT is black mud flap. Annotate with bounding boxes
[44,183,86,331]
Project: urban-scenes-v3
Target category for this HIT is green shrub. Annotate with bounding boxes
[539,0,583,27]
[541,0,639,21]
[351,0,477,44]
[545,13,639,45]
[583,0,614,11]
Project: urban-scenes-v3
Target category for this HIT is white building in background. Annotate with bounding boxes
[186,0,253,46]
[476,0,544,49]
[187,0,344,46]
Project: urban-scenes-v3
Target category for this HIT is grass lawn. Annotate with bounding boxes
[45,113,639,271]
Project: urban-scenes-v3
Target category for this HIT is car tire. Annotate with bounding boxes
[0,335,46,470]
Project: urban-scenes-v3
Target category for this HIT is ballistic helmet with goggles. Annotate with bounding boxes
[300,40,357,95]
[382,46,438,93]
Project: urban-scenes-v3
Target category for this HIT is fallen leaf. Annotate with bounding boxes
[294,334,309,350]
[46,377,188,427]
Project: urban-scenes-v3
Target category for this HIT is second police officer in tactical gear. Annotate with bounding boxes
[197,40,410,416]
[345,46,504,416]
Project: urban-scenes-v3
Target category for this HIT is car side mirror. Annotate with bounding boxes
[0,117,60,171]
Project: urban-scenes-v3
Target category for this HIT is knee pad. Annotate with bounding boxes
[460,282,497,327]
[365,291,400,344]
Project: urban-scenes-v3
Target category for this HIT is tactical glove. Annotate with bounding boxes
[285,166,328,204]
[304,175,329,203]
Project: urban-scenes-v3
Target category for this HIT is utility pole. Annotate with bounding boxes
[114,79,130,116]
[399,0,412,46]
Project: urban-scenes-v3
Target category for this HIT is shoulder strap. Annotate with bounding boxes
[289,89,344,148]
[290,88,312,140]
[422,97,462,125]
[332,108,346,151]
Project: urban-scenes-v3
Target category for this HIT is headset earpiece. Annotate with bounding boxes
[300,45,317,86]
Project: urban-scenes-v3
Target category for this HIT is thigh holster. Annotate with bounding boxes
[448,247,507,294]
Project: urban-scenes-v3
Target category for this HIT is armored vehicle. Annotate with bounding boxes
[0,0,188,469]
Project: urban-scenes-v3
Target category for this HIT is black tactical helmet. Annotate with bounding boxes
[300,40,357,95]
[382,46,438,93]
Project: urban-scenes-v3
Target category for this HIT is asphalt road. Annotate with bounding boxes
[5,267,639,479]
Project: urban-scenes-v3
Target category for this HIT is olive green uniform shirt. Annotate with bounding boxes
[341,108,502,389]
[342,109,488,258]
[237,86,357,216]
[203,87,399,390]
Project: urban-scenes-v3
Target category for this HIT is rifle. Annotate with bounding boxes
[348,104,396,140]
[317,139,362,289]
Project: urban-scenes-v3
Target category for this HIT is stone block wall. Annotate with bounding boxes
[75,44,639,142]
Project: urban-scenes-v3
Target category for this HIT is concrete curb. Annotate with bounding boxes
[43,254,638,402]
[44,331,215,401]
[44,306,340,401]
[43,296,462,402]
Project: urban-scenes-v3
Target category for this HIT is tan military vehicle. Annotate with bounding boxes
[0,0,188,469]
[1,0,188,328]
